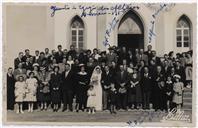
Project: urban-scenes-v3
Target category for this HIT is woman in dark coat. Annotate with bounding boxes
[76,64,89,112]
[7,67,16,110]
[38,67,51,111]
[49,65,62,112]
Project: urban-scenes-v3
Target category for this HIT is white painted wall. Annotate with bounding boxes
[4,4,54,69]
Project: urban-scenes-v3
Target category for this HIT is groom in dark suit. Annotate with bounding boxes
[61,63,74,112]
[115,65,129,110]
[101,66,114,110]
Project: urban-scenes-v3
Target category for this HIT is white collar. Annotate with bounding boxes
[78,72,87,75]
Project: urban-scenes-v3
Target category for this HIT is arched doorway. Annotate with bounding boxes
[118,10,144,51]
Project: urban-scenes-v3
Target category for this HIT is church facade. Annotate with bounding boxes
[4,3,197,68]
[52,3,196,54]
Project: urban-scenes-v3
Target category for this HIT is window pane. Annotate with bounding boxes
[176,30,181,35]
[184,36,189,41]
[79,30,83,35]
[184,30,189,35]
[72,30,76,35]
[79,36,83,41]
[79,42,83,49]
[177,42,182,47]
[184,42,189,47]
[177,36,182,41]
[72,36,76,41]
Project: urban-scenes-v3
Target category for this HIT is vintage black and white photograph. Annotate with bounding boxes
[2,1,197,127]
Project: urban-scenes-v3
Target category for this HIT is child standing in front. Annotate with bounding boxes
[165,76,173,112]
[109,83,117,114]
[87,85,96,114]
[172,75,184,112]
[14,75,26,114]
[25,72,38,112]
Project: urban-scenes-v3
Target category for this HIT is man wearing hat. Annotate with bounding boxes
[55,45,63,64]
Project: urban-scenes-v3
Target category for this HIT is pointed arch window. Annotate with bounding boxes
[176,15,191,48]
[71,16,84,49]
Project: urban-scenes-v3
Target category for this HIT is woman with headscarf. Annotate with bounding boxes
[90,66,103,111]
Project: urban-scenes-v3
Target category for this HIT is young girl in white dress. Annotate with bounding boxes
[25,72,38,112]
[14,75,26,114]
[87,85,96,114]
[172,75,184,112]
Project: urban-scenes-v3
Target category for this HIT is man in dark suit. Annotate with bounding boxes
[67,45,77,59]
[61,63,74,112]
[144,45,153,62]
[55,45,63,64]
[139,49,148,65]
[33,50,40,63]
[101,66,114,110]
[175,61,186,84]
[22,49,32,62]
[151,50,161,66]
[106,47,117,65]
[115,65,129,110]
[153,65,165,111]
[14,52,24,69]
[140,66,152,109]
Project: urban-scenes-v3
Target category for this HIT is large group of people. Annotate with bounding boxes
[7,44,193,114]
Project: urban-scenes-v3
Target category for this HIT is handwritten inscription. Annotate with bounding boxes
[50,5,70,17]
[103,17,120,47]
[148,3,175,43]
[50,4,140,18]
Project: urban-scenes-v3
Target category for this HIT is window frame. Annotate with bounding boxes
[176,17,191,48]
[70,16,84,50]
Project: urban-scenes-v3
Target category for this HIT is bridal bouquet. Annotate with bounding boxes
[91,75,98,84]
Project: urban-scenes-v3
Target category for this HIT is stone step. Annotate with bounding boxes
[183,93,192,97]
[182,102,192,110]
[183,98,192,103]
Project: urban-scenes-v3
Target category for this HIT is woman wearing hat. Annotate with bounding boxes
[76,64,89,112]
[38,67,51,111]
[172,74,184,112]
[32,63,41,80]
[49,66,62,112]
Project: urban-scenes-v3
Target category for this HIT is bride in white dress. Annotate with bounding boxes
[90,66,103,111]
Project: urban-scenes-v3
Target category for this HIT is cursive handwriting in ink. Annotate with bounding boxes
[50,4,140,18]
[148,20,156,43]
[50,5,70,17]
[103,17,119,47]
[148,4,170,43]
[79,5,108,17]
[111,4,140,16]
